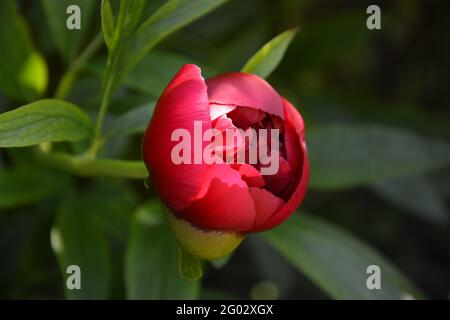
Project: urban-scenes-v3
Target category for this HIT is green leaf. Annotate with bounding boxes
[0,99,93,148]
[180,248,203,280]
[87,180,138,241]
[14,208,58,295]
[119,0,229,79]
[0,165,68,209]
[41,0,97,63]
[242,28,298,79]
[0,1,48,101]
[104,103,155,141]
[123,0,148,39]
[212,20,269,72]
[372,175,448,224]
[263,213,424,299]
[125,201,199,299]
[101,0,115,48]
[94,0,131,120]
[431,168,450,200]
[308,124,450,190]
[124,51,214,98]
[52,193,111,299]
[103,0,147,48]
[307,93,450,140]
[87,51,215,98]
[248,237,296,298]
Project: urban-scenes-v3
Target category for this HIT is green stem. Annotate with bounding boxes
[55,33,104,99]
[88,66,115,157]
[89,0,129,158]
[37,150,147,179]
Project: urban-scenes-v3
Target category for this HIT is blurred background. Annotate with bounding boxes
[0,0,449,299]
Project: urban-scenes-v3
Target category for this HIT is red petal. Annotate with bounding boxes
[249,187,285,230]
[213,114,236,132]
[250,97,309,232]
[181,164,256,232]
[283,97,305,171]
[142,64,211,212]
[262,156,292,198]
[231,163,266,187]
[206,72,285,119]
[285,97,306,141]
[227,107,265,129]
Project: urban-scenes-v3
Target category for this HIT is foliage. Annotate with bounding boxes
[0,0,448,300]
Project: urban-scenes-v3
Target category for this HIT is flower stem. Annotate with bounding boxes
[36,149,147,179]
[89,0,129,158]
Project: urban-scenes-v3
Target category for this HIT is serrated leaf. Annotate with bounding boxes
[0,1,48,101]
[52,193,111,299]
[125,201,199,299]
[308,124,450,190]
[101,0,115,48]
[0,99,93,148]
[242,28,298,78]
[263,213,424,299]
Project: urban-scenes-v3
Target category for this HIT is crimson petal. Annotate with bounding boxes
[249,187,285,231]
[142,64,211,212]
[207,72,285,119]
[181,164,256,232]
[231,163,266,187]
[251,97,309,232]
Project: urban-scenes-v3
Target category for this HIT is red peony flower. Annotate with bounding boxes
[142,64,309,259]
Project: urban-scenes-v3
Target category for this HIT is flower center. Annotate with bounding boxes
[210,105,295,201]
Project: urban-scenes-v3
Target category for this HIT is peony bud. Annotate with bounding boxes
[142,64,309,260]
